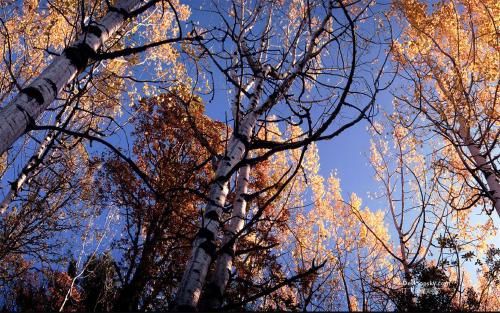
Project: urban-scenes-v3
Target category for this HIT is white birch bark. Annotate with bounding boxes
[458,123,500,217]
[0,127,57,214]
[174,6,331,308]
[174,112,257,310]
[205,163,250,309]
[0,0,142,155]
[175,40,269,309]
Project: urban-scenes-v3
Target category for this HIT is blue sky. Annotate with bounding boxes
[1,0,496,298]
[189,0,386,207]
[187,1,499,290]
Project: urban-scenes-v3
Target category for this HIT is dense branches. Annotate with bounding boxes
[0,0,497,312]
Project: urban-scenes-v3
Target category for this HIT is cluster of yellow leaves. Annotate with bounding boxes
[123,0,191,101]
[393,0,499,131]
[269,133,395,308]
[0,1,67,99]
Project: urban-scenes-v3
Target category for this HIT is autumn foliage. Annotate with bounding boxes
[0,0,498,312]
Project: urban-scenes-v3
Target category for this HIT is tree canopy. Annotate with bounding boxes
[0,0,498,312]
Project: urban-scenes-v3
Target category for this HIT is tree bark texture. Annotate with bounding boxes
[174,112,257,310]
[0,0,142,155]
[459,123,500,217]
[0,124,58,214]
[203,164,250,309]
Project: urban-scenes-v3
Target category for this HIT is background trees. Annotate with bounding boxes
[364,113,496,311]
[392,0,500,216]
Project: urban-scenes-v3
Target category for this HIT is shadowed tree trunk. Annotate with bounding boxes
[203,164,250,310]
[113,244,155,312]
[174,112,258,310]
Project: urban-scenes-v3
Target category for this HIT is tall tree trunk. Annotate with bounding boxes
[0,97,80,214]
[203,164,250,310]
[0,0,142,155]
[0,126,58,214]
[386,180,415,311]
[174,113,257,311]
[458,123,500,217]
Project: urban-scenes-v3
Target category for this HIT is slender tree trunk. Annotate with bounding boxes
[114,244,155,311]
[340,268,352,312]
[386,181,414,311]
[174,112,257,311]
[0,0,141,155]
[203,164,250,310]
[113,209,170,311]
[458,123,500,217]
[396,244,415,312]
[0,126,58,214]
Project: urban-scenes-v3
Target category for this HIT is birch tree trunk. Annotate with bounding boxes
[0,0,142,155]
[458,123,500,217]
[175,39,268,310]
[174,113,257,310]
[0,127,58,214]
[174,1,363,309]
[203,163,250,310]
